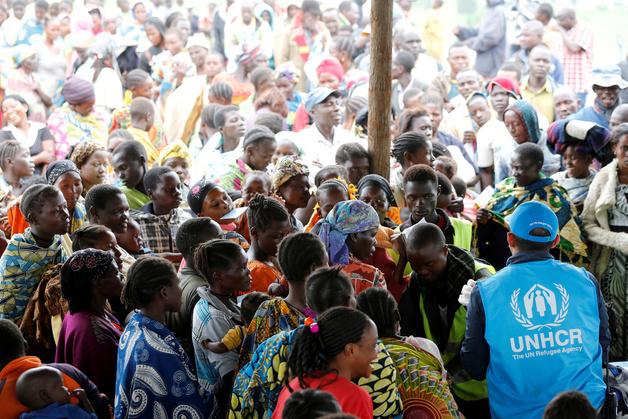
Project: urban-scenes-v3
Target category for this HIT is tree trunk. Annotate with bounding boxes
[367,0,393,179]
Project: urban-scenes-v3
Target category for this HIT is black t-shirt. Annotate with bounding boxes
[0,125,54,174]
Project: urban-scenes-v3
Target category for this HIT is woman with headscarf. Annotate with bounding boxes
[495,99,560,182]
[75,36,124,117]
[316,200,387,295]
[6,45,52,123]
[475,142,588,271]
[486,77,520,122]
[47,77,107,160]
[271,156,311,232]
[55,249,123,402]
[158,139,191,199]
[547,119,613,214]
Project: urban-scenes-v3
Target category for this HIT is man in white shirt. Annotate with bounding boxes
[296,87,360,181]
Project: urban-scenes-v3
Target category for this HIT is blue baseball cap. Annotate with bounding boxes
[505,201,559,243]
[305,87,340,112]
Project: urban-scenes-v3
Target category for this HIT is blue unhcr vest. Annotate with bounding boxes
[477,258,605,419]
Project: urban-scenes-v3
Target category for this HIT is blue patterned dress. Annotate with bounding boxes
[114,311,213,418]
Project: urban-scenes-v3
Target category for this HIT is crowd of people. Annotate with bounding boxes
[0,0,627,418]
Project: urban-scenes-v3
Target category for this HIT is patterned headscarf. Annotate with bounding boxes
[546,119,613,164]
[505,100,540,144]
[158,140,191,166]
[62,249,114,282]
[275,62,300,85]
[61,77,96,105]
[45,160,80,186]
[271,156,309,193]
[187,179,219,215]
[317,200,380,265]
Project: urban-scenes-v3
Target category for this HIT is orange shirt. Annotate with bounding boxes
[0,356,82,419]
[247,260,283,293]
[6,201,29,236]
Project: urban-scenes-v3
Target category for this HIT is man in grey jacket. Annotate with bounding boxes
[454,0,507,78]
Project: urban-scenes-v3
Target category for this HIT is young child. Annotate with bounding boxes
[543,390,596,419]
[433,155,458,180]
[127,97,159,166]
[0,140,35,202]
[239,171,271,205]
[114,218,151,258]
[306,179,350,233]
[16,366,96,419]
[131,166,193,254]
[158,140,192,200]
[436,172,463,218]
[111,140,150,210]
[451,176,477,222]
[246,195,292,293]
[271,138,300,167]
[0,185,69,323]
[201,292,270,354]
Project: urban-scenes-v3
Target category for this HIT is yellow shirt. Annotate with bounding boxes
[127,126,160,167]
[521,77,556,123]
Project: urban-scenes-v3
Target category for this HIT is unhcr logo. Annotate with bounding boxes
[511,284,569,331]
[508,283,582,358]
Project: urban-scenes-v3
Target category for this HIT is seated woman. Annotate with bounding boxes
[131,166,193,255]
[274,307,378,419]
[0,94,55,174]
[247,195,292,293]
[582,123,628,360]
[547,119,613,214]
[216,125,277,192]
[238,233,328,367]
[476,143,588,270]
[357,287,460,418]
[317,200,387,295]
[357,174,407,300]
[47,77,107,160]
[115,256,212,418]
[0,185,69,323]
[55,249,123,402]
[111,140,150,210]
[357,174,401,229]
[191,239,251,416]
[187,179,249,248]
[0,140,35,206]
[231,267,403,419]
[85,184,136,274]
[69,141,109,195]
[272,156,311,232]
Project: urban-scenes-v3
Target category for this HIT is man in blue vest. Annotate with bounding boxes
[461,201,610,418]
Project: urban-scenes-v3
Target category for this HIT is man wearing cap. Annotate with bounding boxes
[461,201,610,418]
[296,86,359,178]
[569,65,628,129]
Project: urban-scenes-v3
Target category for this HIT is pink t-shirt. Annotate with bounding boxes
[273,372,373,419]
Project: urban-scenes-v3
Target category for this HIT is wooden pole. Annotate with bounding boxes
[367,0,393,179]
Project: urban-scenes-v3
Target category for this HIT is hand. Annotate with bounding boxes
[463,131,476,145]
[458,279,476,307]
[447,197,464,214]
[476,208,492,224]
[453,26,460,35]
[71,388,95,413]
[201,339,214,350]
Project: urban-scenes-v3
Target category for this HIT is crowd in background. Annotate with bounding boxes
[0,0,627,418]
